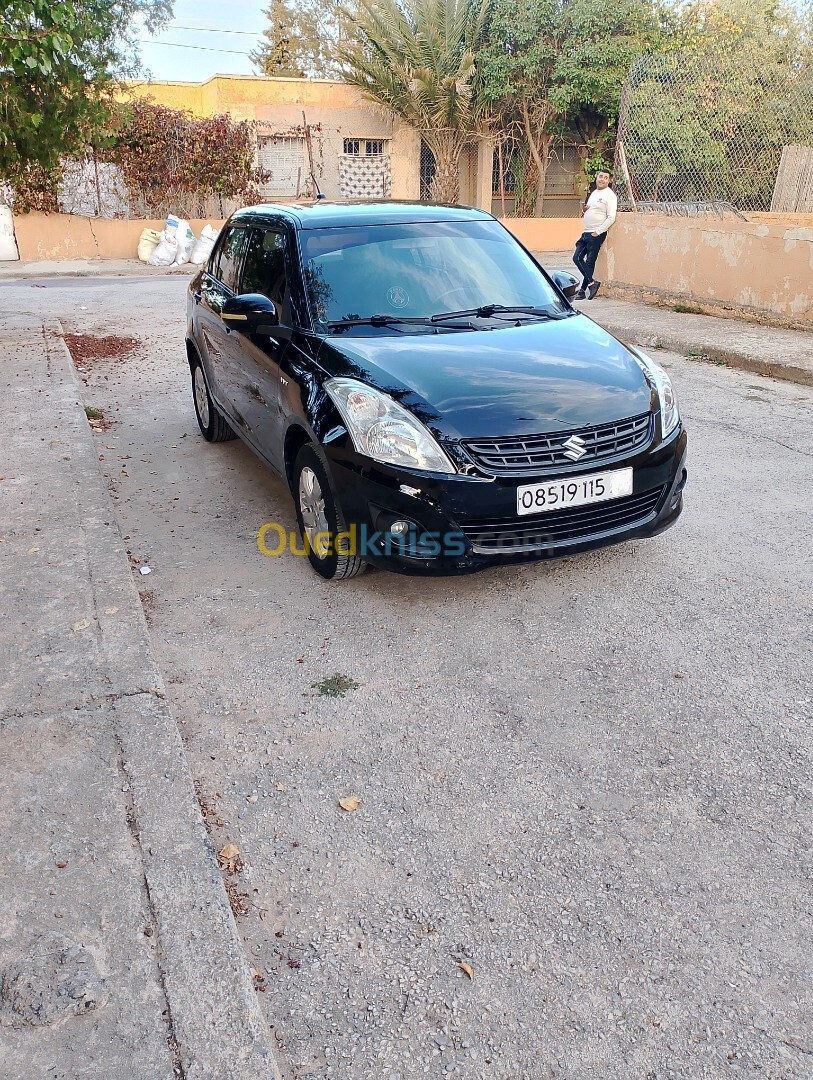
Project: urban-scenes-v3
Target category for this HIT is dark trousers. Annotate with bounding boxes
[573,231,607,289]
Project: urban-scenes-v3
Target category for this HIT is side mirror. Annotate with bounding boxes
[551,271,580,299]
[221,293,279,333]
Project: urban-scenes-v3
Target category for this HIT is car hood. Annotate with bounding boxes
[319,315,653,439]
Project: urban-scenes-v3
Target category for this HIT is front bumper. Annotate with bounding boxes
[324,425,688,575]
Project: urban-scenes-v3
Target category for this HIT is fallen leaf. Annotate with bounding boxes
[71,619,91,632]
[275,781,286,792]
[219,842,240,860]
[246,794,258,804]
[27,546,40,555]
[457,961,474,980]
[104,606,119,615]
[339,795,361,812]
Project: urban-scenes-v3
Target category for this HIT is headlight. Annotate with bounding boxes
[633,350,680,439]
[324,377,456,474]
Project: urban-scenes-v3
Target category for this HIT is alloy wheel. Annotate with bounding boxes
[193,365,210,429]
[298,466,330,558]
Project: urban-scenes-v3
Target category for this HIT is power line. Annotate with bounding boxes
[166,25,262,36]
[137,39,255,56]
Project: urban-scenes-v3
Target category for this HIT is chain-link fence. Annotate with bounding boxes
[614,52,813,213]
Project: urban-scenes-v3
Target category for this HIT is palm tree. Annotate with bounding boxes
[338,0,490,203]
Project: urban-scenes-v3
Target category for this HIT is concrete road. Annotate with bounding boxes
[7,276,812,1079]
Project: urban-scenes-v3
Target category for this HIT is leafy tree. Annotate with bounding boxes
[1,0,172,194]
[252,0,358,78]
[550,0,664,189]
[338,0,490,203]
[479,0,662,213]
[620,0,813,209]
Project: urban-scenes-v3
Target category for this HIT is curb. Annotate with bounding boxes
[57,327,287,1080]
[0,263,196,281]
[586,312,813,388]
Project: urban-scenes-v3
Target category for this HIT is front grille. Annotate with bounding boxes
[463,413,652,475]
[461,486,665,554]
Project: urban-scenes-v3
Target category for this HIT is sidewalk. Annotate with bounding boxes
[535,251,813,387]
[0,258,196,279]
[0,316,283,1078]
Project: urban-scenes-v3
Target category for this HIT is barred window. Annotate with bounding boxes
[344,138,387,157]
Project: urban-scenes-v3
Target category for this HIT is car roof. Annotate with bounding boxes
[229,200,495,230]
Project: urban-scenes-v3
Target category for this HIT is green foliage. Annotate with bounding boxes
[479,0,660,212]
[621,0,813,209]
[0,0,172,187]
[338,0,490,202]
[252,0,351,78]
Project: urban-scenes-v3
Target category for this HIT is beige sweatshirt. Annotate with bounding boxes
[582,187,618,236]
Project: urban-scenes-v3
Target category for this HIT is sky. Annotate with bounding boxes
[136,0,267,83]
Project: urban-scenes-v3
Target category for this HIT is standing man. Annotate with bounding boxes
[572,169,617,300]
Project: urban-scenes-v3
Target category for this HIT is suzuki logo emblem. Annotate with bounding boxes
[562,435,587,461]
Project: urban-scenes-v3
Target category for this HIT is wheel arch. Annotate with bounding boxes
[283,424,313,491]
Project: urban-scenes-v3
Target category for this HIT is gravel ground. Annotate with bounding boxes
[6,276,812,1079]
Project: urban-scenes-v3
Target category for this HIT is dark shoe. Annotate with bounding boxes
[573,290,587,300]
[586,280,601,300]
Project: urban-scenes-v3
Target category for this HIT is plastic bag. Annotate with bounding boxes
[137,228,161,263]
[0,206,19,262]
[190,224,219,266]
[172,220,196,266]
[148,229,178,267]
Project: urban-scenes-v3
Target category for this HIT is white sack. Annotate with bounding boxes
[172,219,195,266]
[190,224,219,265]
[148,229,178,267]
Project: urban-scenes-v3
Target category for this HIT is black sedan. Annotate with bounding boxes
[187,202,686,578]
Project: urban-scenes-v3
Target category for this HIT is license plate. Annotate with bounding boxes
[517,467,633,516]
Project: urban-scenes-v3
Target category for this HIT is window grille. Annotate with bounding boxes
[257,136,306,197]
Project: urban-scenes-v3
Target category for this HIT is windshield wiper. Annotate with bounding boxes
[430,304,564,324]
[327,314,430,329]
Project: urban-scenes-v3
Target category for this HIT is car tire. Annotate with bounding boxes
[293,444,366,580]
[191,355,236,442]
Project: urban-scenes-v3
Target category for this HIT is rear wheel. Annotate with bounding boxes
[191,357,236,442]
[293,444,366,580]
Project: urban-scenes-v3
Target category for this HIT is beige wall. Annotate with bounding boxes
[13,214,224,261]
[12,212,581,262]
[598,213,813,327]
[501,217,583,251]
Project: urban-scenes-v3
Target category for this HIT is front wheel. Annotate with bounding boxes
[191,356,236,442]
[292,444,366,580]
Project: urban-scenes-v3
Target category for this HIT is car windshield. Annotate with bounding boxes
[298,219,566,331]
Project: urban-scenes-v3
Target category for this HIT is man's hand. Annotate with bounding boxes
[591,230,599,237]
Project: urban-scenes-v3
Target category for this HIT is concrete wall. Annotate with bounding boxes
[11,212,581,262]
[598,213,813,328]
[13,215,225,261]
[501,217,583,252]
